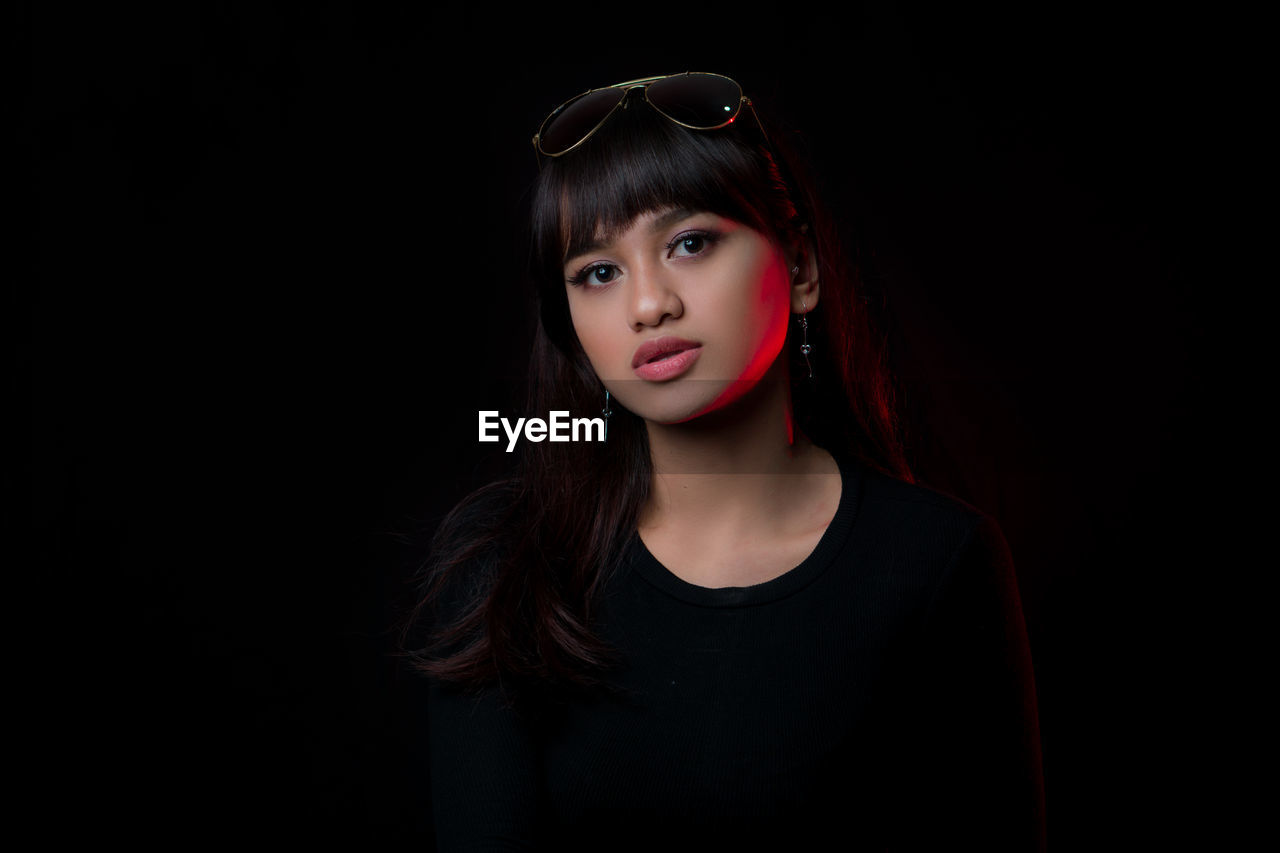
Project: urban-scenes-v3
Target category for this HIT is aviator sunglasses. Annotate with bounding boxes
[531,71,773,164]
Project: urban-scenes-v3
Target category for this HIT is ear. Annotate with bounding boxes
[787,230,820,314]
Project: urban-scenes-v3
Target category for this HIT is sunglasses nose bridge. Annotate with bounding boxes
[617,83,648,109]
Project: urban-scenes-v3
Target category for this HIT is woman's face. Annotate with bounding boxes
[563,206,795,425]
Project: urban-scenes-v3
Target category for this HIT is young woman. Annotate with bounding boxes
[407,72,1045,850]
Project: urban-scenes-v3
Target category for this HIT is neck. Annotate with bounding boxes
[639,356,834,534]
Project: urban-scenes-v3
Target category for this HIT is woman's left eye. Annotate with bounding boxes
[667,230,719,258]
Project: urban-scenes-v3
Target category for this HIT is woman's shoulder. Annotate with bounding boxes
[844,459,1014,591]
[854,461,999,536]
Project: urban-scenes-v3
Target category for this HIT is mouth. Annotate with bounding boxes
[631,336,703,369]
[632,342,703,381]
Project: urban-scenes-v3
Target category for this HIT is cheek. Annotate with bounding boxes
[568,300,614,371]
[732,260,791,355]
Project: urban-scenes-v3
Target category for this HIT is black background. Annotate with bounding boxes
[27,2,1216,847]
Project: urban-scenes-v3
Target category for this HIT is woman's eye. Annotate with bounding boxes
[668,230,718,258]
[569,263,620,287]
[678,235,705,254]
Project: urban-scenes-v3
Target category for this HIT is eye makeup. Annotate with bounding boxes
[565,225,726,288]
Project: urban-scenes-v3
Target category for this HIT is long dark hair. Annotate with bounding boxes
[402,83,914,704]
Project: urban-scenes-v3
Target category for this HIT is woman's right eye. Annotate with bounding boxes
[569,263,620,287]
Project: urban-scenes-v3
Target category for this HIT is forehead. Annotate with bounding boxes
[561,204,697,261]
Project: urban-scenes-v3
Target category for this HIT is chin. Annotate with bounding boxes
[609,381,709,426]
[648,405,715,426]
[622,377,758,426]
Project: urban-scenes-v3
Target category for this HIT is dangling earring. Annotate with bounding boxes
[602,388,613,442]
[793,265,815,380]
[798,299,814,380]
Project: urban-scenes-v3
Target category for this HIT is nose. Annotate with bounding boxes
[627,260,683,330]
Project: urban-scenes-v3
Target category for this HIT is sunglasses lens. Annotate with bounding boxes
[539,87,627,155]
[646,73,742,128]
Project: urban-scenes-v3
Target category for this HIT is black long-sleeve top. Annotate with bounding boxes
[426,455,1046,850]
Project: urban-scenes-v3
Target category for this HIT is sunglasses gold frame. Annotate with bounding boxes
[531,71,773,167]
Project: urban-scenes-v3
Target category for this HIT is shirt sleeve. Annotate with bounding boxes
[898,513,1047,851]
[427,676,541,852]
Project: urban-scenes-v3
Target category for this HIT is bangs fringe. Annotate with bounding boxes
[532,104,790,275]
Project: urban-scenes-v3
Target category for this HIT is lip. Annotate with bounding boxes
[632,336,702,381]
[632,336,702,369]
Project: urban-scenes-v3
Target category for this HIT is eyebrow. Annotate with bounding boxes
[565,207,697,264]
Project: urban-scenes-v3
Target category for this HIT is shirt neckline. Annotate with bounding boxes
[626,453,862,608]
